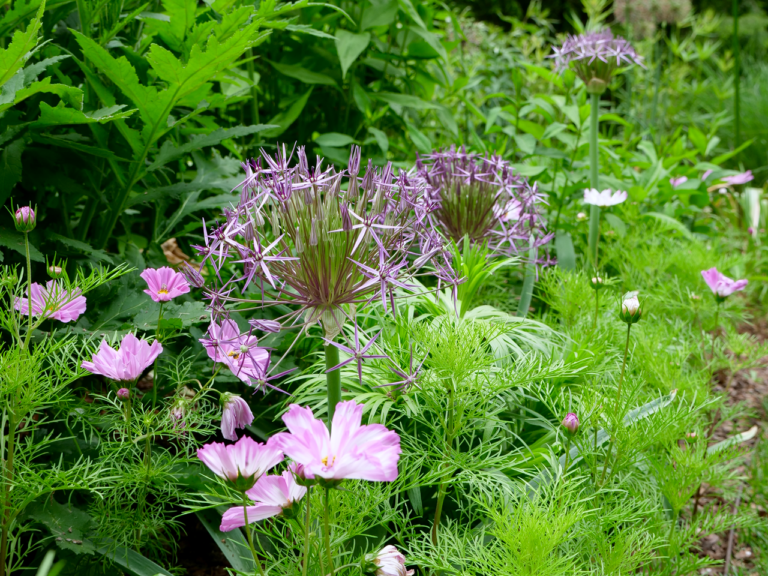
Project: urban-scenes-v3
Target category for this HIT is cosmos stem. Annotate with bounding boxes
[325,343,341,429]
[323,487,334,576]
[587,92,601,267]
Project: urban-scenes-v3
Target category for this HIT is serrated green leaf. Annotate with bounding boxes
[31,102,135,127]
[335,30,370,79]
[0,77,83,114]
[0,0,44,88]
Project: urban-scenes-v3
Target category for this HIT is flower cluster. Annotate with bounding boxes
[414,145,552,262]
[551,30,644,94]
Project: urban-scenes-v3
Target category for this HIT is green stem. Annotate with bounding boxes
[516,235,537,318]
[242,493,266,576]
[301,487,311,576]
[322,487,334,576]
[431,479,448,545]
[667,509,679,558]
[563,437,572,473]
[22,233,33,351]
[710,303,720,365]
[0,412,16,576]
[587,93,601,266]
[733,0,740,148]
[324,344,341,428]
[152,302,164,409]
[593,289,599,330]
[616,323,632,410]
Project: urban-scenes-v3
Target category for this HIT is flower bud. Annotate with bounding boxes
[117,388,130,400]
[576,212,588,222]
[14,206,36,232]
[48,265,64,279]
[562,412,579,435]
[589,276,604,291]
[363,545,414,576]
[619,291,642,324]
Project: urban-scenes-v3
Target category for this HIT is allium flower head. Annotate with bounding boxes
[179,261,205,288]
[268,400,401,484]
[364,545,415,576]
[81,333,163,382]
[14,280,87,323]
[219,464,307,531]
[140,266,190,302]
[197,436,283,492]
[14,206,36,232]
[583,188,627,207]
[201,319,270,387]
[195,146,425,340]
[551,30,643,94]
[221,393,254,441]
[701,267,747,301]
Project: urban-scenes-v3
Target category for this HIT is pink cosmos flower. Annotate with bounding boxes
[81,333,163,382]
[201,320,270,385]
[268,401,401,482]
[583,188,628,207]
[701,267,748,299]
[701,169,713,181]
[221,394,254,441]
[367,545,415,576]
[140,267,190,302]
[219,464,307,532]
[669,176,688,188]
[14,280,87,323]
[721,170,753,186]
[197,436,283,490]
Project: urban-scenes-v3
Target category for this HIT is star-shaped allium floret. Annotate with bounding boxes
[192,219,230,276]
[344,209,400,254]
[351,254,415,313]
[379,345,427,391]
[232,235,296,291]
[323,324,388,384]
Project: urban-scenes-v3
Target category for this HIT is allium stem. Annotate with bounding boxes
[325,343,341,428]
[516,235,537,318]
[587,93,601,267]
[323,487,334,576]
[733,0,740,147]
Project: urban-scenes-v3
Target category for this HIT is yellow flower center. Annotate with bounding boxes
[157,289,169,295]
[227,350,240,360]
[321,455,335,466]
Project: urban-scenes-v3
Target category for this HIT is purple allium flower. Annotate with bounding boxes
[220,393,254,441]
[323,325,388,384]
[197,436,284,492]
[551,30,644,94]
[140,267,191,302]
[14,280,87,323]
[562,412,579,434]
[201,320,270,386]
[179,261,205,288]
[81,333,163,382]
[701,267,747,300]
[365,545,415,576]
[117,388,130,400]
[669,176,688,188]
[721,170,754,186]
[248,318,282,333]
[379,344,427,391]
[583,188,627,206]
[14,206,36,232]
[268,401,401,482]
[219,464,307,532]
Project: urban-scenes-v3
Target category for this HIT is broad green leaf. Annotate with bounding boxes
[195,508,255,573]
[335,30,370,79]
[398,0,426,28]
[268,60,337,86]
[510,164,546,177]
[361,0,398,29]
[688,126,707,154]
[540,122,567,141]
[514,133,536,155]
[26,499,96,555]
[711,139,753,164]
[599,112,631,128]
[283,24,336,40]
[554,231,576,271]
[148,125,276,171]
[374,92,438,110]
[93,543,172,576]
[368,126,389,155]
[0,77,83,114]
[263,88,313,138]
[31,102,135,127]
[637,140,658,164]
[604,213,627,237]
[0,138,25,207]
[405,121,432,154]
[315,132,355,147]
[407,26,447,61]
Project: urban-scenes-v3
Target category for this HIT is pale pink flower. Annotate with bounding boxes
[201,320,270,385]
[367,545,415,576]
[221,394,254,441]
[701,267,748,299]
[140,267,190,302]
[721,171,753,186]
[197,436,283,491]
[583,188,627,207]
[219,464,307,532]
[14,280,86,323]
[562,412,579,434]
[669,176,687,188]
[81,333,162,382]
[268,401,401,482]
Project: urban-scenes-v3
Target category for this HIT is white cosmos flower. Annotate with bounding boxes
[583,188,628,207]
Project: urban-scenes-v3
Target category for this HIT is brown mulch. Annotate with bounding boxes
[176,514,231,576]
[694,320,768,575]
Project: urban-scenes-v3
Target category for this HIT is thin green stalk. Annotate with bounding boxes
[242,493,267,576]
[587,93,601,266]
[152,302,164,408]
[22,233,33,351]
[710,303,720,365]
[516,235,537,318]
[667,509,679,557]
[432,385,455,545]
[733,0,740,147]
[324,344,341,428]
[593,290,599,330]
[616,323,632,410]
[322,487,334,576]
[563,437,572,472]
[0,412,16,576]
[301,487,311,576]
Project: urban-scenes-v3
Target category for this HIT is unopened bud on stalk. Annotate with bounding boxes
[341,203,353,232]
[48,265,63,278]
[14,206,36,232]
[117,388,130,400]
[619,291,642,324]
[590,276,604,291]
[562,412,579,435]
[576,212,588,222]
